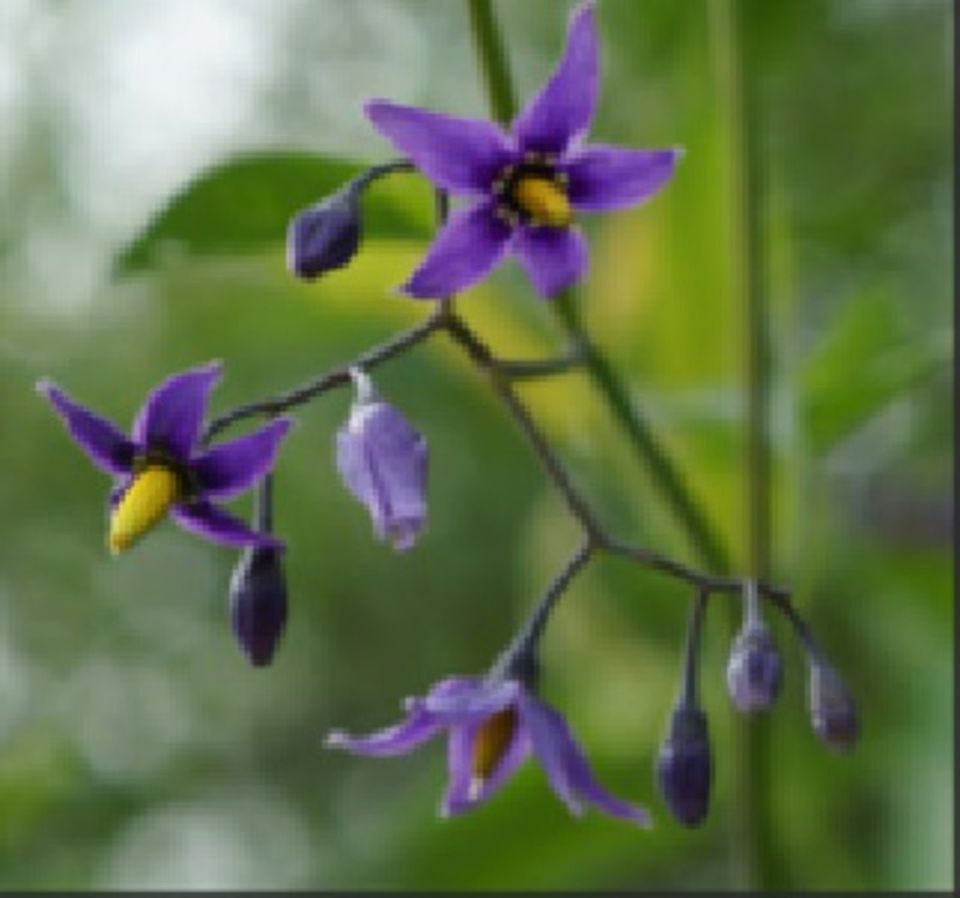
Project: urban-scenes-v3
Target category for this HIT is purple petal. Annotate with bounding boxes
[521,693,651,827]
[325,706,442,757]
[439,721,480,815]
[37,380,135,476]
[401,201,512,298]
[564,146,682,211]
[194,417,294,501]
[365,100,515,195]
[512,1,599,155]
[423,677,520,722]
[170,500,280,549]
[518,692,584,816]
[512,226,588,298]
[132,361,222,459]
[336,402,428,551]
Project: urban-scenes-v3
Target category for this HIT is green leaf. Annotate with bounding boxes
[115,151,433,274]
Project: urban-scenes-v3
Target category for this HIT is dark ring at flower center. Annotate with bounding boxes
[492,154,571,229]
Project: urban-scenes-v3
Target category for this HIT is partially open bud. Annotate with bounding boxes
[287,183,362,280]
[808,659,859,752]
[726,622,783,713]
[656,704,711,827]
[228,545,288,667]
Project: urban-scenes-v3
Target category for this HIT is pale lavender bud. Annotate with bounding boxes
[336,370,428,552]
[726,622,783,712]
[808,660,859,752]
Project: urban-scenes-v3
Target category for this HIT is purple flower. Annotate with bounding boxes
[335,369,428,552]
[324,674,651,826]
[365,1,681,299]
[37,362,293,553]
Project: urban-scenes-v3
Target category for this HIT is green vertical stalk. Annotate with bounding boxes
[711,0,779,888]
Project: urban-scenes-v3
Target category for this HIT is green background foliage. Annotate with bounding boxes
[0,0,951,890]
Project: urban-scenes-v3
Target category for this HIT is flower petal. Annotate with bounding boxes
[423,677,520,722]
[336,402,427,551]
[439,721,480,816]
[325,706,442,758]
[401,201,512,298]
[564,146,682,211]
[512,1,599,155]
[131,361,222,459]
[37,380,135,476]
[194,417,294,501]
[170,500,280,549]
[442,724,532,817]
[518,692,584,816]
[366,100,515,195]
[512,226,588,298]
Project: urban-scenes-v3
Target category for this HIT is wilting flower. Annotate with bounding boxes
[335,369,428,551]
[726,621,783,713]
[229,544,288,667]
[37,362,292,552]
[807,658,859,752]
[325,674,650,826]
[365,1,681,299]
[655,702,711,827]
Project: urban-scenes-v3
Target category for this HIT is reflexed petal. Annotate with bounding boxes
[564,146,681,211]
[37,380,135,476]
[401,202,512,298]
[518,693,584,815]
[553,714,652,827]
[365,100,514,194]
[512,226,588,298]
[325,707,442,757]
[170,500,280,549]
[512,1,599,154]
[132,361,222,458]
[336,402,428,551]
[194,417,294,501]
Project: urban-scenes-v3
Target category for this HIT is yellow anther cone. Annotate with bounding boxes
[108,465,180,554]
[515,177,572,228]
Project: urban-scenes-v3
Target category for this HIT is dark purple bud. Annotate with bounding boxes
[229,545,288,666]
[656,704,711,827]
[808,660,859,752]
[726,622,783,712]
[287,184,362,280]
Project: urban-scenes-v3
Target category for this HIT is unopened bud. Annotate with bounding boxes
[287,184,362,280]
[229,545,288,666]
[808,660,859,752]
[655,704,711,827]
[726,622,783,712]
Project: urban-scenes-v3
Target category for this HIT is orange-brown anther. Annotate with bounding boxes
[469,706,519,798]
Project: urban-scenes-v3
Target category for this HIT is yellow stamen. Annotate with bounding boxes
[469,706,518,797]
[108,465,180,554]
[514,177,572,228]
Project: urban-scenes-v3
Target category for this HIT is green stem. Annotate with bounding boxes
[712,0,779,888]
[468,0,729,573]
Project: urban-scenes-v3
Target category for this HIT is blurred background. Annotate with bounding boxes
[0,0,952,890]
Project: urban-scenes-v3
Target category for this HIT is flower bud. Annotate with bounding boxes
[726,622,783,712]
[287,184,362,280]
[229,545,288,666]
[655,704,711,827]
[336,371,428,552]
[808,659,859,752]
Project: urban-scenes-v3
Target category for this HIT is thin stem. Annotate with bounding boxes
[200,308,446,445]
[498,339,587,380]
[466,0,517,126]
[680,588,710,709]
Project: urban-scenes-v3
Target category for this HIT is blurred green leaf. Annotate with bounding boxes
[115,152,433,274]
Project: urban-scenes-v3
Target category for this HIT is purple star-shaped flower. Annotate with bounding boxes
[37,361,293,553]
[365,0,681,299]
[325,674,651,826]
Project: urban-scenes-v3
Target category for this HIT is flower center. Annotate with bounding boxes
[109,464,181,554]
[469,706,518,799]
[492,154,572,229]
[513,177,572,228]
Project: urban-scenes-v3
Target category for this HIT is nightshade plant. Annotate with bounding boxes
[35,0,858,844]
